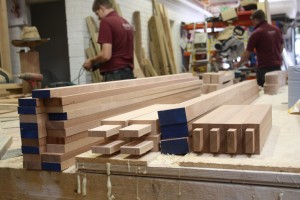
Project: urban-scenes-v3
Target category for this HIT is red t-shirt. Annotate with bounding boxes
[98,11,134,73]
[246,21,283,68]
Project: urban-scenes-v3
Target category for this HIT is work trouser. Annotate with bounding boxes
[256,66,281,87]
[102,67,135,82]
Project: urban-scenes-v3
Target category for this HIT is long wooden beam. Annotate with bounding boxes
[46,88,201,129]
[44,77,197,106]
[0,0,12,73]
[32,73,194,98]
[46,84,201,120]
[45,79,200,113]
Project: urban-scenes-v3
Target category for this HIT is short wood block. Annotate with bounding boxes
[142,134,161,152]
[160,138,190,155]
[47,131,88,145]
[158,108,188,125]
[19,113,48,123]
[92,140,126,154]
[88,125,122,138]
[120,140,153,155]
[23,161,42,170]
[41,138,104,163]
[227,129,237,154]
[23,154,42,162]
[245,128,255,154]
[210,128,220,153]
[160,123,189,140]
[47,119,101,138]
[192,128,203,152]
[18,106,45,115]
[18,97,43,107]
[46,137,103,154]
[41,157,75,172]
[21,146,46,154]
[119,124,151,138]
[21,137,47,147]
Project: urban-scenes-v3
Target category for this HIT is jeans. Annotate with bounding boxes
[256,66,281,87]
[102,67,134,82]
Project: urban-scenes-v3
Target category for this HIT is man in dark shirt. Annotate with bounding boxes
[234,9,284,86]
[83,0,134,82]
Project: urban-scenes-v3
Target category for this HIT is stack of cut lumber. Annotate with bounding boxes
[18,74,202,171]
[264,70,286,95]
[192,104,272,155]
[86,80,259,156]
[202,71,234,94]
[89,104,174,156]
[18,98,47,170]
[157,80,259,155]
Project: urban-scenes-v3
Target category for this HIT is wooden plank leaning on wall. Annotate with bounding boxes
[0,0,12,74]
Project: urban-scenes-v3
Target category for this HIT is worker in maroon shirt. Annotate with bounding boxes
[83,0,134,82]
[234,9,284,87]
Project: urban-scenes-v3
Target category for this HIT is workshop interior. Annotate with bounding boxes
[0,0,300,199]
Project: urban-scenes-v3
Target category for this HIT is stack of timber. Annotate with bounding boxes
[148,0,178,76]
[17,74,201,171]
[192,105,272,155]
[89,104,174,155]
[157,80,259,155]
[202,71,234,94]
[264,70,286,95]
[18,98,46,170]
[82,80,259,159]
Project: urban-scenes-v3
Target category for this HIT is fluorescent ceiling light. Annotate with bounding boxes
[176,0,213,17]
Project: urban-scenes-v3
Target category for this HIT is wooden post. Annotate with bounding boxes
[0,0,12,73]
[19,51,41,94]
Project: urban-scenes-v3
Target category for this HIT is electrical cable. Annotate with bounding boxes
[71,67,85,85]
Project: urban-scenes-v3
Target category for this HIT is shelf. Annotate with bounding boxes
[185,11,254,30]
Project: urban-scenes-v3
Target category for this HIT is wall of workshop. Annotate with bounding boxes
[9,0,206,84]
[65,0,205,83]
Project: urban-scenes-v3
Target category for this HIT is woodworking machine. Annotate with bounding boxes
[214,26,245,70]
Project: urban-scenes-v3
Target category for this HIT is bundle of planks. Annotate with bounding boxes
[85,79,259,157]
[18,98,47,170]
[201,71,234,94]
[192,104,272,155]
[18,73,202,171]
[89,104,174,156]
[157,79,259,155]
[264,70,287,95]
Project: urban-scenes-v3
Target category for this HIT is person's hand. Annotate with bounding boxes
[83,59,93,71]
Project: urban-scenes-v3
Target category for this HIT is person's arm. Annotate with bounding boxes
[233,50,251,69]
[280,43,284,54]
[83,43,112,70]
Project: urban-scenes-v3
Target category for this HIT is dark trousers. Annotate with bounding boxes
[102,67,134,82]
[256,66,281,87]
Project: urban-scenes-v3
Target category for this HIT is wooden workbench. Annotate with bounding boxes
[1,86,300,199]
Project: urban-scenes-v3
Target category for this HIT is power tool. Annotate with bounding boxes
[15,73,43,90]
